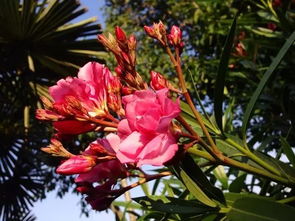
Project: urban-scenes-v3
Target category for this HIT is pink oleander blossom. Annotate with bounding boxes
[37,62,122,135]
[116,89,181,166]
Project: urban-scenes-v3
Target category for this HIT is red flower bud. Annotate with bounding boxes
[150,71,169,90]
[115,65,124,77]
[56,155,97,175]
[115,26,127,42]
[128,34,137,51]
[144,26,156,38]
[168,26,182,45]
[121,86,134,95]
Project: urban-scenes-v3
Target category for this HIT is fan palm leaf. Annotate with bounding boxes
[0,0,105,220]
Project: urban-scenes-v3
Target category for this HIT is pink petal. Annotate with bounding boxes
[75,160,125,183]
[116,131,149,164]
[117,119,132,139]
[137,133,178,166]
[78,62,103,84]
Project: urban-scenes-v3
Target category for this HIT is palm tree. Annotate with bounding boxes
[0,0,105,220]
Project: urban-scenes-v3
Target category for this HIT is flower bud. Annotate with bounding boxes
[121,86,134,95]
[115,65,124,77]
[144,21,167,46]
[150,71,169,90]
[115,26,127,42]
[97,33,121,54]
[127,34,137,51]
[168,26,182,46]
[35,109,64,121]
[41,138,73,158]
[144,26,155,38]
[56,155,97,175]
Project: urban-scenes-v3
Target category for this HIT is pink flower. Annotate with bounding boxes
[116,89,181,166]
[37,62,122,135]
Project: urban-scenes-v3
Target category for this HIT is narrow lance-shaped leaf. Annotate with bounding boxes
[242,31,295,139]
[280,136,295,167]
[214,14,238,132]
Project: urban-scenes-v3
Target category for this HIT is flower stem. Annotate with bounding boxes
[225,138,281,176]
[125,171,172,191]
[189,148,294,186]
[167,46,223,159]
[87,116,118,128]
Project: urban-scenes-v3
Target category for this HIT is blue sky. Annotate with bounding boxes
[32,1,113,220]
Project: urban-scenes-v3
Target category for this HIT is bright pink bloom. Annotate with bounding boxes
[116,89,180,166]
[37,62,122,135]
[56,155,97,175]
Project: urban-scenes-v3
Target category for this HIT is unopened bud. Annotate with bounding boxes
[36,109,64,121]
[56,155,97,175]
[127,34,137,51]
[121,86,134,95]
[115,66,124,77]
[168,25,183,48]
[41,138,73,158]
[98,33,121,54]
[144,21,167,46]
[150,71,169,90]
[88,142,108,156]
[115,26,127,42]
[144,26,155,38]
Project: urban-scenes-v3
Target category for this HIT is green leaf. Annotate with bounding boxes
[179,170,217,207]
[133,196,216,215]
[180,101,220,134]
[112,201,142,210]
[182,154,225,204]
[173,154,225,206]
[228,174,247,193]
[214,15,238,132]
[227,197,295,221]
[249,151,295,183]
[280,137,295,167]
[242,31,295,139]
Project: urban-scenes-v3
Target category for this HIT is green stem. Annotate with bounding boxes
[226,138,281,176]
[189,148,293,186]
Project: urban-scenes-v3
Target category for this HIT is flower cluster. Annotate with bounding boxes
[37,23,184,211]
